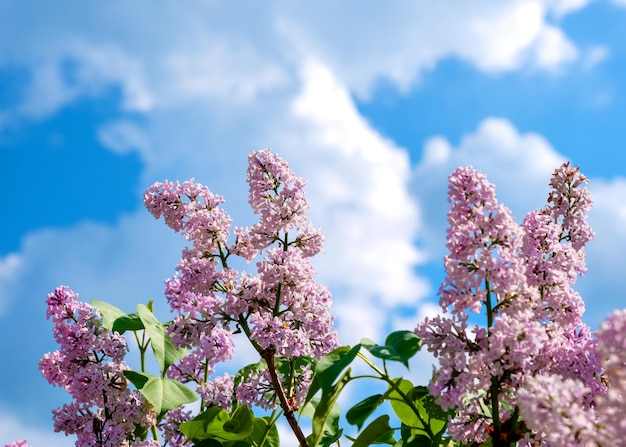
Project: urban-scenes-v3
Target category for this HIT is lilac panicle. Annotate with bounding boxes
[416,163,602,444]
[40,286,155,447]
[144,148,337,413]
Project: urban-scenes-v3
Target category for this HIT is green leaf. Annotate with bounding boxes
[361,332,420,369]
[91,300,126,330]
[304,374,322,406]
[248,416,279,447]
[306,370,351,447]
[124,370,151,389]
[384,331,421,368]
[137,304,186,374]
[180,406,254,442]
[300,397,341,438]
[389,379,422,428]
[352,415,394,447]
[112,313,144,334]
[389,380,448,439]
[123,371,198,416]
[315,344,361,391]
[346,393,385,430]
[234,360,267,390]
[400,428,432,447]
[191,440,224,447]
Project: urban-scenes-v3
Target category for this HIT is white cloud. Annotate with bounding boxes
[531,26,579,72]
[546,0,591,17]
[280,61,429,341]
[0,0,591,119]
[97,119,150,156]
[582,45,610,70]
[277,0,584,98]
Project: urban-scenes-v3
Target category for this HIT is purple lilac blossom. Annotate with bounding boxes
[158,407,193,447]
[40,286,155,447]
[415,163,603,445]
[144,148,338,415]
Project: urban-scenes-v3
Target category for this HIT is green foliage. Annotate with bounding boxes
[361,331,421,368]
[136,303,186,375]
[346,393,385,430]
[180,406,254,443]
[305,370,350,447]
[124,370,198,417]
[315,344,361,391]
[351,415,395,447]
[388,379,450,446]
[92,299,453,447]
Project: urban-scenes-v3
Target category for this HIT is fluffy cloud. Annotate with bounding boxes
[289,62,427,308]
[0,0,592,120]
[276,0,583,97]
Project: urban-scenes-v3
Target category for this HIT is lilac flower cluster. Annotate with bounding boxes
[416,163,603,445]
[143,148,338,410]
[518,308,626,446]
[39,286,155,447]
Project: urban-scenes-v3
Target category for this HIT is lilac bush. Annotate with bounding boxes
[7,153,626,447]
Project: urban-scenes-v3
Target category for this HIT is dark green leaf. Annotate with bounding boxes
[192,438,224,447]
[222,405,254,440]
[307,370,351,446]
[384,331,421,367]
[352,415,394,447]
[346,394,385,430]
[112,313,144,334]
[124,370,150,389]
[234,360,267,391]
[315,344,361,391]
[361,334,419,368]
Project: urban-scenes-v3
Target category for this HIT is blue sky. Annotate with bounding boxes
[2,1,626,445]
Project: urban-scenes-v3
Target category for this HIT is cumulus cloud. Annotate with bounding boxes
[264,61,429,341]
[0,0,592,120]
[277,0,584,97]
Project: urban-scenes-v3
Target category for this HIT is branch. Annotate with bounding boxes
[261,349,310,447]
